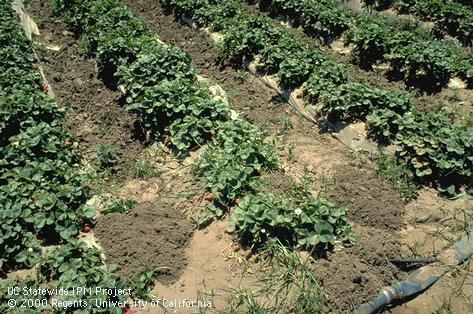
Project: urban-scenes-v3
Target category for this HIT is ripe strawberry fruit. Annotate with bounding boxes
[124,308,133,314]
[82,226,92,233]
[204,194,213,201]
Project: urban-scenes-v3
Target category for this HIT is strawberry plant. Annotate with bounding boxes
[386,39,455,91]
[102,199,137,215]
[396,0,443,18]
[0,68,42,94]
[395,110,473,195]
[364,90,414,142]
[228,179,355,251]
[116,45,196,96]
[1,48,31,71]
[164,0,208,18]
[194,120,279,224]
[393,0,473,45]
[51,0,120,34]
[392,0,416,13]
[300,0,350,40]
[256,0,350,40]
[126,79,230,151]
[456,58,473,87]
[278,48,326,89]
[319,83,413,122]
[362,0,394,10]
[346,14,390,69]
[257,33,310,75]
[84,6,152,79]
[194,1,242,31]
[305,60,348,102]
[0,1,95,271]
[258,0,303,18]
[0,89,64,145]
[435,3,471,40]
[37,241,126,312]
[366,109,404,143]
[127,269,158,301]
[221,14,284,62]
[0,278,46,313]
[96,144,119,168]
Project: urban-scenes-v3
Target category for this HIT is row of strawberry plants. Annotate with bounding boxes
[363,0,473,46]
[0,2,131,311]
[250,0,473,92]
[51,0,354,253]
[0,0,95,272]
[164,0,472,195]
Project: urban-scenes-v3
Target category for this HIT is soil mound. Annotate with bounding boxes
[95,201,194,283]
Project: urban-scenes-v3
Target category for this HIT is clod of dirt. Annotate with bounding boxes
[332,165,405,230]
[258,171,294,196]
[94,202,194,283]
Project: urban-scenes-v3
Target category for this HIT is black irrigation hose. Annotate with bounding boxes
[354,233,473,314]
[389,257,437,265]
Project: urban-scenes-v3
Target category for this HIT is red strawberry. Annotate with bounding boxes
[124,303,133,314]
[204,194,213,201]
[43,84,49,93]
[124,308,133,314]
[82,226,92,233]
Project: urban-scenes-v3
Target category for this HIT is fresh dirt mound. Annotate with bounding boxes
[95,202,194,283]
[312,227,404,312]
[333,164,405,230]
[312,163,407,311]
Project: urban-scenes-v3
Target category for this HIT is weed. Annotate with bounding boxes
[433,298,454,314]
[102,199,137,215]
[463,115,473,129]
[32,40,47,58]
[225,241,328,313]
[406,239,425,258]
[97,117,112,136]
[127,269,158,301]
[347,150,370,168]
[132,159,161,179]
[277,117,293,136]
[236,69,247,82]
[287,141,297,163]
[375,150,418,200]
[311,174,335,200]
[96,144,119,168]
[444,205,473,236]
